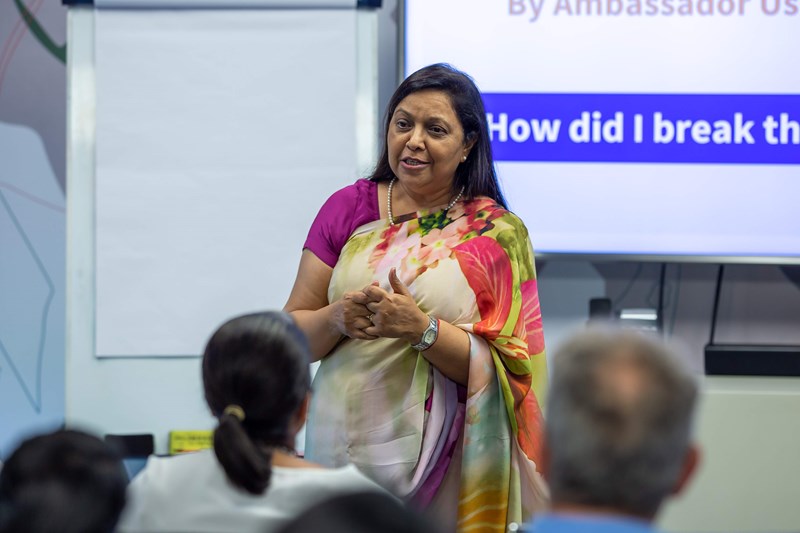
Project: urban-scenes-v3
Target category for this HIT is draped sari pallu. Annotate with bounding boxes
[305,197,549,531]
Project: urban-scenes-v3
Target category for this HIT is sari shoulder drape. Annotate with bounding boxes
[450,200,549,531]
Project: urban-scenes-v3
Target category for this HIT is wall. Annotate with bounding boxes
[0,0,66,458]
[660,376,800,532]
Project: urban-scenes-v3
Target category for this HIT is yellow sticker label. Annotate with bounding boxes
[168,430,213,455]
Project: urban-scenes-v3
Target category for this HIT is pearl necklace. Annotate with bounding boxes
[387,177,465,225]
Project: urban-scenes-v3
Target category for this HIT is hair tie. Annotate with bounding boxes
[223,404,246,422]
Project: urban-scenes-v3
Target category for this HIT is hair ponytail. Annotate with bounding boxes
[213,412,272,495]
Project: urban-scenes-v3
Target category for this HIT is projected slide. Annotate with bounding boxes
[405,0,799,260]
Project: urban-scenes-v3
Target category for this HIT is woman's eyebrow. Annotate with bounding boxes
[394,107,451,126]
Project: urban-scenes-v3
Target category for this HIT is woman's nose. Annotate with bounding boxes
[406,127,425,150]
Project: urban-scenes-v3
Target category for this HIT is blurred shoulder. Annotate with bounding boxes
[272,463,385,493]
[334,464,388,492]
[129,449,215,488]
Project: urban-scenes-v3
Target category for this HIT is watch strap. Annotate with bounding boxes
[411,315,439,352]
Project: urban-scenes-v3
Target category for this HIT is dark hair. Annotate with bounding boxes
[369,63,507,208]
[202,311,311,495]
[0,429,127,533]
[274,492,442,533]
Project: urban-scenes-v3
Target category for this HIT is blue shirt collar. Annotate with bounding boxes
[529,512,659,533]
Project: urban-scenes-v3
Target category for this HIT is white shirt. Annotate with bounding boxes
[117,449,385,533]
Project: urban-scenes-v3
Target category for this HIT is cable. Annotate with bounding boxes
[656,263,667,335]
[613,262,643,310]
[708,264,725,346]
[668,265,682,337]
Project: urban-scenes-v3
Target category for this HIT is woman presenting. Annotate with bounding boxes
[285,64,548,531]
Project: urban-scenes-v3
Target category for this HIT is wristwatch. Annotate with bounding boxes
[411,315,439,352]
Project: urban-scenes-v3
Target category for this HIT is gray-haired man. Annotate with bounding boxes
[528,328,700,533]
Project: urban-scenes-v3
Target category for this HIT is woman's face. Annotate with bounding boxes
[387,89,473,194]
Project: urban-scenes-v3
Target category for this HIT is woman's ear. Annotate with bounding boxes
[463,137,477,161]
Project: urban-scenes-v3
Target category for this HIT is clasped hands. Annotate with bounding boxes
[334,267,429,344]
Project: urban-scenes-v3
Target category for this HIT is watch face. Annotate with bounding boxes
[422,329,436,345]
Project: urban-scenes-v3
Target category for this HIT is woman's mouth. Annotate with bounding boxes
[401,158,429,168]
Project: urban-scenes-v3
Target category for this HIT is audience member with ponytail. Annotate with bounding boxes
[117,311,384,533]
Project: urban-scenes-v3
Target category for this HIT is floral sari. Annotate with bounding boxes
[305,197,549,531]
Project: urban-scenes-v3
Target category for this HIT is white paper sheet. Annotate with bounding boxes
[95,9,358,356]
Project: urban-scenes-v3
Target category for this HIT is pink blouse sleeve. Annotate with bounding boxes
[303,179,380,268]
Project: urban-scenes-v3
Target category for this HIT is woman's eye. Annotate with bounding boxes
[430,126,446,135]
[396,119,410,129]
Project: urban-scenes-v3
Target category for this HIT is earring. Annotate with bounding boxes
[462,155,467,162]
